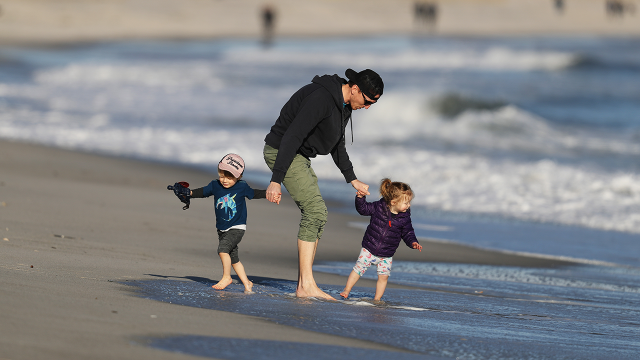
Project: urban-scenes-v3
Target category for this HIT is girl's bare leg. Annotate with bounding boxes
[374,274,389,301]
[340,270,361,299]
[212,252,233,290]
[231,261,253,293]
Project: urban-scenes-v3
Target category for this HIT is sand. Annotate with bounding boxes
[0,0,639,45]
[0,138,577,360]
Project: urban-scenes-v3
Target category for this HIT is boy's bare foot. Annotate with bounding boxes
[339,290,350,299]
[296,285,335,300]
[212,277,233,290]
[243,281,254,293]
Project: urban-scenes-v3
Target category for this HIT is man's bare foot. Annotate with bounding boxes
[212,277,233,290]
[296,285,335,300]
[243,281,254,294]
[339,290,350,299]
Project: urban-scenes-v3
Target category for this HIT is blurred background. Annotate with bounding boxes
[0,0,639,43]
[0,0,639,263]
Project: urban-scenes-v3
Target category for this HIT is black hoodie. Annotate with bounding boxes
[264,74,356,184]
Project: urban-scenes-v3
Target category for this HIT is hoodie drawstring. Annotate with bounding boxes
[349,115,353,144]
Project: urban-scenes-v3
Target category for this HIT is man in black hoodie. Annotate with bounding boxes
[263,68,384,299]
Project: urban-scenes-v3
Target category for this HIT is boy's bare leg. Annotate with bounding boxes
[212,252,233,290]
[231,261,254,293]
[296,239,335,300]
[339,270,361,299]
[374,275,389,301]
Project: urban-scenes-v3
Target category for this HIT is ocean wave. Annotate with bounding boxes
[431,93,506,118]
[570,55,640,72]
[390,262,640,293]
[353,91,640,159]
[223,46,579,72]
[0,108,268,171]
[310,141,640,234]
[6,85,640,235]
[33,62,225,89]
[3,119,640,236]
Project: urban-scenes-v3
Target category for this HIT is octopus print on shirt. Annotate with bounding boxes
[200,180,256,231]
[216,193,237,221]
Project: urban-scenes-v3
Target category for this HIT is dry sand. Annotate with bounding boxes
[0,139,576,360]
[0,0,639,45]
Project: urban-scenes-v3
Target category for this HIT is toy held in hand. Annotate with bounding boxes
[167,181,191,210]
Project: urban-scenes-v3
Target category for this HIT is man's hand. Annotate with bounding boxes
[411,242,422,252]
[266,181,282,204]
[351,179,370,197]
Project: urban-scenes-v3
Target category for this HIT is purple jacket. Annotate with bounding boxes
[356,196,418,258]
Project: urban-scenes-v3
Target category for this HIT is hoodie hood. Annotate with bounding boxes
[312,73,354,144]
[312,74,347,109]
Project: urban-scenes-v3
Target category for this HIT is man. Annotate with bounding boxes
[263,68,384,299]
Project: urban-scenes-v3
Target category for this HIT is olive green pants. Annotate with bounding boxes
[263,144,327,242]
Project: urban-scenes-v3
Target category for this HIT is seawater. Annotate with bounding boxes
[128,265,640,359]
[1,37,639,237]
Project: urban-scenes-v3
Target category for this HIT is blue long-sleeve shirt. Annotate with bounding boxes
[192,180,265,231]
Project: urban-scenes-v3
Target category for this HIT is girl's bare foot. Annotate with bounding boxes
[243,281,254,293]
[212,277,233,290]
[339,290,350,299]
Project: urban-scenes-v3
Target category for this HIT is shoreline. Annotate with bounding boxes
[1,137,582,269]
[0,138,580,359]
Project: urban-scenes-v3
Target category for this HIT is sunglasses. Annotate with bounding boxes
[361,91,377,106]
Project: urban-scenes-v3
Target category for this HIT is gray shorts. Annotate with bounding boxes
[217,229,245,264]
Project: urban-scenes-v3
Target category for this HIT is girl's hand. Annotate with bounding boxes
[351,179,370,197]
[412,242,422,252]
[266,182,282,204]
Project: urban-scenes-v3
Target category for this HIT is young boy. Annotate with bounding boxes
[175,153,270,293]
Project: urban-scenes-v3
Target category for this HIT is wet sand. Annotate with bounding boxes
[0,0,639,45]
[0,139,578,359]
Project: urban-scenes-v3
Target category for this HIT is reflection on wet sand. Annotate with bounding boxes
[126,270,640,359]
[139,335,438,360]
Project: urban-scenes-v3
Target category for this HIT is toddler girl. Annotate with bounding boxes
[340,178,422,301]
